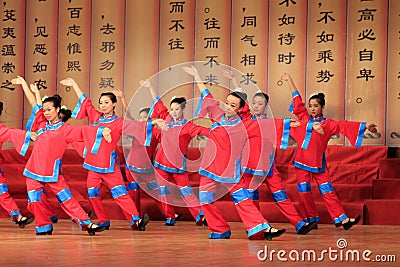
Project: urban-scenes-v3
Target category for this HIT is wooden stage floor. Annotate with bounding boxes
[0,218,398,267]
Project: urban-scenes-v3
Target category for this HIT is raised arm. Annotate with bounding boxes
[221,70,241,90]
[183,65,207,93]
[11,76,37,108]
[280,73,309,120]
[112,89,132,119]
[30,83,42,106]
[280,73,297,94]
[139,79,157,100]
[60,78,84,98]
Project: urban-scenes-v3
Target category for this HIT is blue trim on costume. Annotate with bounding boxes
[198,157,241,184]
[288,102,294,113]
[194,89,211,117]
[23,159,62,183]
[158,185,171,196]
[72,94,87,118]
[36,224,53,234]
[130,215,141,227]
[333,214,348,225]
[301,121,315,149]
[83,147,87,158]
[167,119,188,128]
[145,120,153,146]
[280,118,291,150]
[295,220,307,233]
[165,218,176,225]
[128,182,140,191]
[247,189,259,201]
[247,222,270,237]
[199,191,214,204]
[179,186,193,197]
[110,185,128,199]
[355,122,367,148]
[56,189,73,204]
[20,131,32,156]
[26,104,42,131]
[241,166,270,176]
[77,219,92,226]
[126,163,153,174]
[146,180,158,191]
[231,188,250,205]
[10,210,21,221]
[148,96,161,118]
[93,114,118,126]
[195,210,204,223]
[307,216,320,223]
[98,220,110,228]
[154,160,185,174]
[294,155,326,173]
[318,182,334,194]
[272,190,288,202]
[91,126,105,154]
[209,229,231,239]
[83,150,117,173]
[210,115,241,131]
[0,183,8,194]
[87,187,99,198]
[27,190,42,203]
[297,182,311,193]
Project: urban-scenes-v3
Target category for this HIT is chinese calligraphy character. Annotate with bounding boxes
[358,29,376,41]
[99,60,114,71]
[316,31,334,43]
[67,61,81,72]
[316,50,334,63]
[240,54,256,66]
[169,1,185,13]
[356,68,375,81]
[67,42,82,54]
[168,38,184,50]
[316,70,334,83]
[2,10,17,22]
[278,33,295,45]
[357,8,377,22]
[240,73,257,85]
[1,80,14,91]
[204,56,219,67]
[99,77,114,88]
[204,18,220,30]
[100,42,116,53]
[241,35,258,46]
[2,27,16,39]
[204,74,219,86]
[2,62,15,74]
[279,0,297,7]
[1,44,16,56]
[317,11,335,24]
[33,62,47,73]
[359,48,373,61]
[241,16,257,27]
[204,37,220,49]
[278,52,295,64]
[34,26,49,38]
[68,7,83,19]
[34,79,48,90]
[278,14,295,26]
[67,24,82,36]
[33,44,48,55]
[100,23,116,35]
[169,20,185,32]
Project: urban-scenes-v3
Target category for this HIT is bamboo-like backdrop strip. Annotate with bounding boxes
[194,0,231,102]
[90,0,125,116]
[345,0,387,145]
[268,0,307,119]
[57,0,91,125]
[0,0,25,129]
[24,0,58,126]
[124,0,159,119]
[231,0,268,95]
[158,0,195,104]
[386,0,400,146]
[307,0,347,145]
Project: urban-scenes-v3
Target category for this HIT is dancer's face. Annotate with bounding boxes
[138,111,148,122]
[170,102,184,120]
[251,95,267,116]
[43,102,60,123]
[308,99,324,118]
[99,95,115,115]
[224,95,242,118]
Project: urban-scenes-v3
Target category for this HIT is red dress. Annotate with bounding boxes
[289,90,366,224]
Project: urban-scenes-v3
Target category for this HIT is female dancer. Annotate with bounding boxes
[0,121,34,228]
[16,92,107,235]
[184,65,285,240]
[281,73,377,229]
[63,78,152,231]
[147,85,209,226]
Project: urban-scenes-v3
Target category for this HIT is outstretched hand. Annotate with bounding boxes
[313,122,324,135]
[30,132,37,141]
[153,119,167,131]
[139,79,152,88]
[30,83,39,94]
[367,123,378,134]
[10,75,27,85]
[280,73,291,81]
[112,89,125,99]
[182,65,199,77]
[102,127,112,143]
[60,78,78,87]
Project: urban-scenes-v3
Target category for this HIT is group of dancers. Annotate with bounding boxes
[0,66,377,240]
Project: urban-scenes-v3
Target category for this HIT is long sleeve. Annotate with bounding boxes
[189,123,209,138]
[71,94,102,124]
[288,91,309,120]
[0,124,31,155]
[330,120,366,148]
[148,97,169,120]
[194,89,224,122]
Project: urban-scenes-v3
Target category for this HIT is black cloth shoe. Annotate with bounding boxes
[17,217,34,228]
[137,214,150,231]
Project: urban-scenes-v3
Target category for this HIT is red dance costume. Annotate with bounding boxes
[195,89,272,239]
[72,94,144,229]
[23,105,97,234]
[242,116,308,233]
[149,97,209,225]
[289,90,366,224]
[0,125,32,224]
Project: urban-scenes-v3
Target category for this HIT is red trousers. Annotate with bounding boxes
[295,168,347,224]
[242,166,304,227]
[26,175,91,230]
[0,171,22,221]
[87,166,140,225]
[154,168,201,221]
[199,176,270,238]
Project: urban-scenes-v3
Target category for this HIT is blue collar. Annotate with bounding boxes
[94,114,118,126]
[167,118,188,128]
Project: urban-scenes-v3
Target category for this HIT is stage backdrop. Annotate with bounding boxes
[0,0,397,146]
